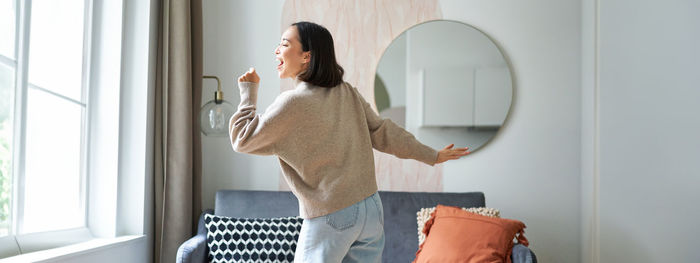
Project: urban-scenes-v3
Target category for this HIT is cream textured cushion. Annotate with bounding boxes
[416,207,501,245]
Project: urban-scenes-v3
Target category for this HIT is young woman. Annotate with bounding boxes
[229,21,470,263]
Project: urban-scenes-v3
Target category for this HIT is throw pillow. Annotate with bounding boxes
[416,206,500,245]
[413,205,528,263]
[204,214,303,263]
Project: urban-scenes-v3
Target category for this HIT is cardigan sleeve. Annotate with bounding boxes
[228,82,296,156]
[354,86,438,165]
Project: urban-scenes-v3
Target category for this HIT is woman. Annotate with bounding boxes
[229,21,469,263]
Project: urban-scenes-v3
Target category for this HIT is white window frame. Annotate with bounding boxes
[1,0,95,256]
[1,0,155,260]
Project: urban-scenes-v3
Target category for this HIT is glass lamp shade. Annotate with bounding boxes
[200,99,235,137]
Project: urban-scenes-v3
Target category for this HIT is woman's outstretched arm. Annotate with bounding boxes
[355,86,470,165]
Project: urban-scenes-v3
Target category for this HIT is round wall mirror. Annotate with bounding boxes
[375,20,513,153]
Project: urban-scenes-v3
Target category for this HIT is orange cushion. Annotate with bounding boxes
[413,205,528,263]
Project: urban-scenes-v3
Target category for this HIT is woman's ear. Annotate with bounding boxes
[303,51,311,63]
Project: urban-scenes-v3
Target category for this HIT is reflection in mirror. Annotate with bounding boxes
[375,20,512,153]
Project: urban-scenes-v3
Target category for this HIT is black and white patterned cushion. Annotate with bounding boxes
[204,214,303,263]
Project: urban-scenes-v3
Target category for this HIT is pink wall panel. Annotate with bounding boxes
[279,0,444,192]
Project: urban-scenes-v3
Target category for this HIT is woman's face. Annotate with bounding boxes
[275,26,310,79]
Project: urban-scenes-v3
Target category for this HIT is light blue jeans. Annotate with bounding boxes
[294,192,385,263]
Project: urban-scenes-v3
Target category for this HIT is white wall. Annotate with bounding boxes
[579,0,597,261]
[585,0,700,262]
[438,1,581,262]
[202,0,582,262]
[201,0,286,208]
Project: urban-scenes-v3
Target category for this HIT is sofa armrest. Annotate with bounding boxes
[176,233,207,263]
[176,209,214,263]
[511,243,537,263]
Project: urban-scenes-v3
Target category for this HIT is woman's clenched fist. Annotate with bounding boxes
[238,67,260,83]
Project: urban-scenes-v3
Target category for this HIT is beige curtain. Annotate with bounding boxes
[154,0,203,262]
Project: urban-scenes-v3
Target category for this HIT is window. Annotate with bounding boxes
[0,0,18,237]
[1,0,90,237]
[1,0,152,259]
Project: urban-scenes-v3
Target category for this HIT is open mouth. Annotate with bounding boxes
[276,58,284,70]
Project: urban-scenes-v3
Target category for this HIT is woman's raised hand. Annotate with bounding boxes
[238,67,260,83]
[436,144,470,164]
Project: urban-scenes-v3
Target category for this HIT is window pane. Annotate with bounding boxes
[28,0,85,102]
[23,89,83,234]
[0,0,15,59]
[0,63,14,237]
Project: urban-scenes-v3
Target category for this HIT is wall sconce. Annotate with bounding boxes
[200,75,235,137]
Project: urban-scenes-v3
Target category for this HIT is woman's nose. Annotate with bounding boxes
[274,46,280,54]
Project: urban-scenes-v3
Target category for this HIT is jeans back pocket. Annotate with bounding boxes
[325,203,359,231]
[371,193,384,226]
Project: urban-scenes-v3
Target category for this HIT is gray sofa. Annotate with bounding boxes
[176,190,536,263]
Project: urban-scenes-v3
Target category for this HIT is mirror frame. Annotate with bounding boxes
[373,19,517,156]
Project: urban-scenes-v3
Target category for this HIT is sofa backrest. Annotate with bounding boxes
[214,190,485,262]
[377,191,485,263]
[215,190,299,218]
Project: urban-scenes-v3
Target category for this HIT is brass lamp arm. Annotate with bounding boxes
[203,75,223,103]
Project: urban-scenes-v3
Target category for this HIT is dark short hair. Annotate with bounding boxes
[292,21,344,88]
